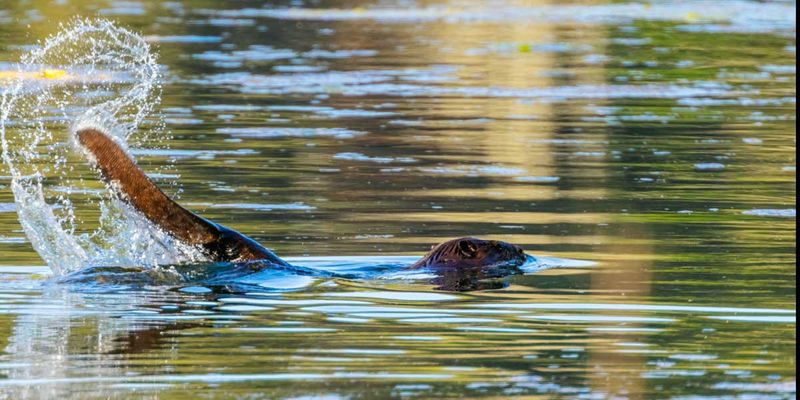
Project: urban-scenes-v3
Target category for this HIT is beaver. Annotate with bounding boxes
[75,127,530,290]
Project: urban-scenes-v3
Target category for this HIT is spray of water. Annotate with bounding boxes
[1,19,206,275]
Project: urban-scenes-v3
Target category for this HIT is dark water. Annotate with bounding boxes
[0,1,796,399]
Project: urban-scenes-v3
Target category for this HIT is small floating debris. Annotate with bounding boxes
[742,209,796,218]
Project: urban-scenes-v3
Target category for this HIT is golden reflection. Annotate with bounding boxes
[587,224,654,399]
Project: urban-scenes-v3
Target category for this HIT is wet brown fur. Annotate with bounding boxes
[407,237,527,270]
[75,127,527,285]
[76,127,288,265]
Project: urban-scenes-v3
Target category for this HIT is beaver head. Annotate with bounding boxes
[407,237,529,290]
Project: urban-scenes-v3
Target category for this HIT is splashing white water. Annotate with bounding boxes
[1,19,206,275]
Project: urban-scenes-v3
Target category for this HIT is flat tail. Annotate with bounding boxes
[75,127,219,245]
[75,127,289,265]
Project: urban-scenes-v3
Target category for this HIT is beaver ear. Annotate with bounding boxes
[458,240,478,258]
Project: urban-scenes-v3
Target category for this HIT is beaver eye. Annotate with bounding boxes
[458,240,478,258]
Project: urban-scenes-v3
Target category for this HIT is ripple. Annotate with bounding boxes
[400,317,501,324]
[670,354,718,361]
[0,236,26,244]
[0,372,453,386]
[201,2,794,34]
[707,316,796,323]
[217,127,365,139]
[392,336,443,341]
[130,148,258,159]
[145,35,222,43]
[235,327,336,333]
[302,305,522,316]
[513,176,561,183]
[219,298,369,306]
[313,109,397,119]
[190,69,733,99]
[207,203,316,211]
[324,291,457,301]
[694,162,726,171]
[311,349,406,355]
[522,315,676,323]
[742,209,796,218]
[454,326,537,333]
[333,152,417,164]
[194,104,263,112]
[178,286,212,294]
[420,165,525,177]
[475,303,795,314]
[216,305,275,312]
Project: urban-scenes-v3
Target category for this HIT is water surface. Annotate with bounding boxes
[0,1,796,399]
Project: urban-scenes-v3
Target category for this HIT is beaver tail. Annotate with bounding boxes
[75,127,218,245]
[75,127,288,265]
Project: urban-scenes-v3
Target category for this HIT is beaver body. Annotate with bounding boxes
[75,127,529,289]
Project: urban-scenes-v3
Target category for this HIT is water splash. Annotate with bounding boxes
[0,19,205,275]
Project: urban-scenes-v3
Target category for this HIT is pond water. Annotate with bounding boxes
[0,1,796,399]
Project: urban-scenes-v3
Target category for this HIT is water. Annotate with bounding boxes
[0,1,796,398]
